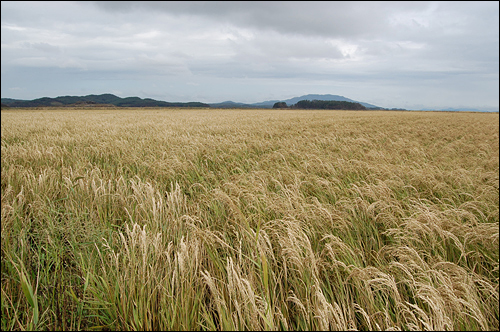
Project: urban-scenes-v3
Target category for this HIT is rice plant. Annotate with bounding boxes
[1,108,498,330]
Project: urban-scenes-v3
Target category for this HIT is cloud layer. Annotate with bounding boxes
[1,1,498,110]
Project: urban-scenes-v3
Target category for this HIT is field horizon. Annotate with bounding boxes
[1,107,498,330]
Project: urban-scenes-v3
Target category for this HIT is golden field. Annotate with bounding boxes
[1,108,498,330]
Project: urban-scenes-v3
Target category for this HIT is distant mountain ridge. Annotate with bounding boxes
[1,94,210,108]
[3,93,380,109]
[209,94,381,109]
[2,93,496,112]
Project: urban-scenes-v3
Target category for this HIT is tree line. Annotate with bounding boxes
[273,100,366,110]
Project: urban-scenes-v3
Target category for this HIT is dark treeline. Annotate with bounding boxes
[273,99,366,110]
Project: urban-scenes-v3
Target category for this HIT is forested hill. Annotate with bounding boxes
[274,100,367,110]
[1,94,209,108]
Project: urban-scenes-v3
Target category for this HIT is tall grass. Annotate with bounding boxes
[2,108,498,330]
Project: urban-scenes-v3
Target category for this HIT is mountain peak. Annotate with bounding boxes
[247,94,380,109]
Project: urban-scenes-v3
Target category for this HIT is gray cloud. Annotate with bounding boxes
[1,1,498,110]
[89,1,427,40]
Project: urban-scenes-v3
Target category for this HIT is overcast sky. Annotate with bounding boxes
[1,1,499,110]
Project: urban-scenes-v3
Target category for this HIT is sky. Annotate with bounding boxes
[1,1,499,111]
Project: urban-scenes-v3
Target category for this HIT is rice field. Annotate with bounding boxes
[1,107,498,330]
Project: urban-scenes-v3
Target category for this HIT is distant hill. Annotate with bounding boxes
[288,99,366,110]
[1,98,24,104]
[209,94,382,109]
[4,93,494,112]
[272,94,380,109]
[1,94,210,108]
[3,94,379,109]
[207,101,257,108]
